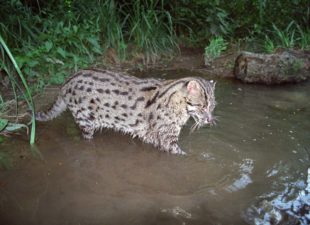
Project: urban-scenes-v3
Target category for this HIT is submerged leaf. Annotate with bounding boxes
[5,122,28,133]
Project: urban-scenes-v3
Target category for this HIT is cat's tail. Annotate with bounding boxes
[35,96,67,121]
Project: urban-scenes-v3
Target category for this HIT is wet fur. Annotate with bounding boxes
[36,69,216,154]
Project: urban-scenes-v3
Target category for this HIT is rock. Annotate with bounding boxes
[234,50,310,84]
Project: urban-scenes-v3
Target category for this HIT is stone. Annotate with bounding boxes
[234,50,310,84]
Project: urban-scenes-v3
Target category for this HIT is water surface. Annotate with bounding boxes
[1,70,309,225]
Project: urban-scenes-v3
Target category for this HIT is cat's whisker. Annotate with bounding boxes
[190,124,197,133]
[190,120,201,133]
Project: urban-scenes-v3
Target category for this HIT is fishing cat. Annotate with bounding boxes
[36,69,216,154]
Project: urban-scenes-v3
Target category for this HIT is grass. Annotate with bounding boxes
[98,0,127,60]
[127,0,178,64]
[263,21,310,53]
[16,18,103,86]
[204,36,228,66]
[263,35,276,53]
[272,22,297,49]
[0,35,35,144]
[297,26,310,50]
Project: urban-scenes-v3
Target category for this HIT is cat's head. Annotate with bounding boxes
[185,79,216,131]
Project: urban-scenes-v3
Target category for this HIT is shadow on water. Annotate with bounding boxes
[0,70,309,225]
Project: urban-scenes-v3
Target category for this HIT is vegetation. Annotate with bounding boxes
[0,0,309,148]
[263,22,310,53]
[0,35,35,143]
[204,36,227,66]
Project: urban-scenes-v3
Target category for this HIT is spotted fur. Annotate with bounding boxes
[36,69,216,154]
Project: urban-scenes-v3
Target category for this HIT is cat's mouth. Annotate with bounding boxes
[190,114,216,133]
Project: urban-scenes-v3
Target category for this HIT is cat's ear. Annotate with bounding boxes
[187,80,200,95]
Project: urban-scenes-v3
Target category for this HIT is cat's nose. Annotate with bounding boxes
[204,115,215,125]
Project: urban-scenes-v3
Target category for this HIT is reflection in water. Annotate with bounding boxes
[245,167,310,225]
[0,70,309,225]
[226,158,254,192]
[161,206,192,219]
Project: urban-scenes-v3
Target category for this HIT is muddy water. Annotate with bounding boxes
[0,70,309,225]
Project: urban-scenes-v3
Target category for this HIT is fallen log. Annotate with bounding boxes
[234,50,310,84]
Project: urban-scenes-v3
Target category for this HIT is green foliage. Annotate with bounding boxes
[0,118,28,134]
[263,21,310,53]
[0,0,103,96]
[0,119,8,132]
[1,0,309,66]
[222,0,309,38]
[0,35,36,144]
[0,0,307,89]
[169,0,231,45]
[0,0,308,91]
[272,22,297,49]
[14,18,103,88]
[263,35,276,53]
[97,0,127,59]
[128,0,178,64]
[204,36,228,66]
[297,26,310,50]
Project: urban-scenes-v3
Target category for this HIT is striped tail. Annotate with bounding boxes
[35,96,67,121]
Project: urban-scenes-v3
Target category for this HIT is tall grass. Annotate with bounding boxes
[272,22,297,49]
[0,35,36,144]
[98,0,127,59]
[297,26,310,50]
[263,21,310,52]
[169,1,231,45]
[204,36,228,66]
[128,0,178,64]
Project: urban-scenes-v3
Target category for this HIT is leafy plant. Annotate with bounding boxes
[262,21,310,53]
[12,16,103,89]
[169,0,231,45]
[0,35,35,144]
[0,118,28,133]
[296,25,310,50]
[272,22,296,49]
[0,119,8,132]
[127,0,178,64]
[204,36,228,66]
[263,35,276,53]
[98,0,127,59]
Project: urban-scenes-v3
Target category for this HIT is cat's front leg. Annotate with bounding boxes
[169,144,187,155]
[160,136,187,155]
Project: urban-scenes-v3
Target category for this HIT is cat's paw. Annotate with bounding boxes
[170,148,187,155]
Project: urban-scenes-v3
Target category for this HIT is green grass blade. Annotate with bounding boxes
[0,35,36,144]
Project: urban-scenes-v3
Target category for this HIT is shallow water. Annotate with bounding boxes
[0,70,310,225]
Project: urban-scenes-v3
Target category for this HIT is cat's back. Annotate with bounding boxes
[59,69,163,134]
[61,69,160,103]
